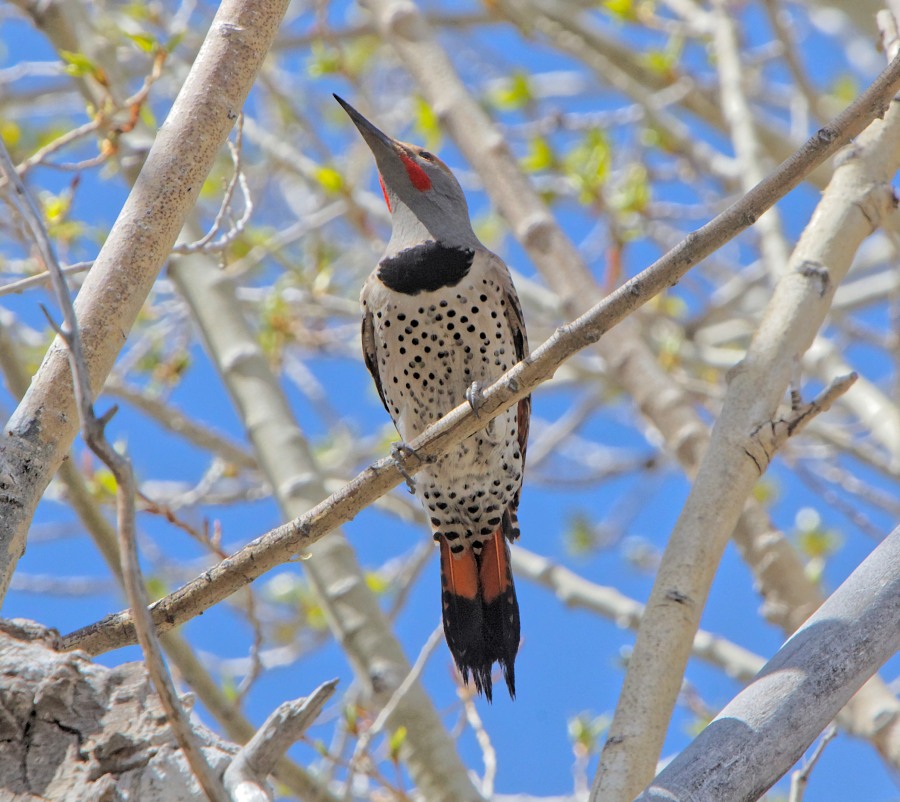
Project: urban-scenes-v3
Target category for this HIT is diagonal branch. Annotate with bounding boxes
[635,525,900,801]
[59,52,900,655]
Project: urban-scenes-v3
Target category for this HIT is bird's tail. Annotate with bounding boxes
[439,513,520,701]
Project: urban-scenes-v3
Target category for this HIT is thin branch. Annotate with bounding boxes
[172,113,254,255]
[0,261,94,298]
[346,624,443,787]
[743,373,858,474]
[104,379,259,471]
[15,47,166,176]
[0,139,229,802]
[788,725,838,802]
[59,48,900,659]
[461,686,498,799]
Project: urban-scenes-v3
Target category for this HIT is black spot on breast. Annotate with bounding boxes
[378,242,474,295]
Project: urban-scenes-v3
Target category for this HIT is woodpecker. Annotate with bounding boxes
[335,95,529,701]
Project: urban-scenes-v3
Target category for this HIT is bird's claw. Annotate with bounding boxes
[466,381,484,418]
[391,441,418,494]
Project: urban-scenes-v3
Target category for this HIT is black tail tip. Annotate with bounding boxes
[458,657,516,703]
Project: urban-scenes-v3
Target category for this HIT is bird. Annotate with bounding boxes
[335,95,530,701]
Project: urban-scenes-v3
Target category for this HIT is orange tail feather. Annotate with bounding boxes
[439,517,520,701]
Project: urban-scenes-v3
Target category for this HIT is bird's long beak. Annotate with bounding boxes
[333,94,398,163]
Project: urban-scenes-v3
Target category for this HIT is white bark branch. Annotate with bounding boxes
[0,0,292,602]
[223,679,338,801]
[635,526,900,801]
[593,65,900,802]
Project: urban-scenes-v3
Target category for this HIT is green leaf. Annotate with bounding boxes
[751,478,778,505]
[145,576,169,602]
[567,712,610,755]
[125,32,158,53]
[521,136,555,173]
[165,31,186,53]
[221,675,239,703]
[611,163,650,214]
[315,165,345,194]
[413,96,441,150]
[60,50,98,78]
[364,571,390,595]
[489,71,534,111]
[830,74,858,106]
[139,103,157,130]
[1,121,21,148]
[565,514,600,556]
[798,528,841,559]
[388,725,407,762]
[563,129,612,203]
[307,42,341,77]
[93,468,118,499]
[604,0,638,22]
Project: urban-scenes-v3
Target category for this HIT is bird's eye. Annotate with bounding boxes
[419,151,434,161]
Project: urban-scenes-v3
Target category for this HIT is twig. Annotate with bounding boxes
[173,113,253,255]
[346,624,443,788]
[712,0,791,281]
[743,373,858,474]
[788,725,838,802]
[15,47,167,176]
[761,0,835,125]
[461,686,497,799]
[104,379,259,471]
[59,49,900,657]
[223,678,338,801]
[0,140,229,802]
[0,261,94,298]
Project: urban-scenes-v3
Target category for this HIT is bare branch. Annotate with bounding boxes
[0,261,93,298]
[223,679,338,800]
[635,527,900,801]
[58,52,900,655]
[788,725,838,802]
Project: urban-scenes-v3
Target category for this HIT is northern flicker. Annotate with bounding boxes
[336,95,530,700]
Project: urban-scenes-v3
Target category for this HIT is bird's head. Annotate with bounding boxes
[335,95,479,252]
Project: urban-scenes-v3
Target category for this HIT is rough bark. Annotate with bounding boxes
[0,619,235,802]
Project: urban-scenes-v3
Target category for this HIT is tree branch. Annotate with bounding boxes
[593,60,900,802]
[59,52,900,656]
[223,679,338,801]
[635,526,900,801]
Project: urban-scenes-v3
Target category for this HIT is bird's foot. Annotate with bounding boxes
[466,381,484,418]
[391,441,418,494]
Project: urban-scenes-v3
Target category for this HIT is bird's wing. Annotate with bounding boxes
[494,257,531,470]
[361,306,389,414]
